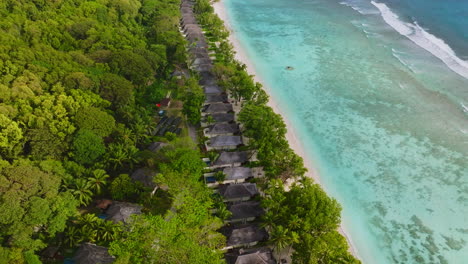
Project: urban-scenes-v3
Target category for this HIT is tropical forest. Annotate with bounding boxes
[0,0,359,263]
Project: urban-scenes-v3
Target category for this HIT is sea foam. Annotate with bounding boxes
[371,1,468,79]
[340,1,378,15]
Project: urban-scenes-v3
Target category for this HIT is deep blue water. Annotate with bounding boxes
[379,0,468,59]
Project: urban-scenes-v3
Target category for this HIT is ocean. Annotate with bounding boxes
[222,0,468,263]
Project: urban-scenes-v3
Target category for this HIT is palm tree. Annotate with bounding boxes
[123,145,140,169]
[288,214,302,230]
[216,205,232,221]
[64,226,82,247]
[79,224,98,243]
[97,220,122,242]
[117,126,136,144]
[260,211,277,229]
[106,143,127,170]
[71,179,93,206]
[270,225,300,263]
[77,213,100,228]
[206,115,215,125]
[131,121,150,144]
[87,169,109,194]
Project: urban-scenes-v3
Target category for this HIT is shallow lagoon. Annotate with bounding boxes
[224,0,468,263]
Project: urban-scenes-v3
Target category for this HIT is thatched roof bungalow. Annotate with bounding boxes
[192,58,212,67]
[223,167,253,181]
[204,123,239,137]
[227,201,264,223]
[188,46,209,54]
[181,2,193,8]
[73,243,115,264]
[186,33,206,43]
[203,103,233,114]
[181,16,197,26]
[105,202,142,224]
[131,167,156,188]
[204,93,228,104]
[225,247,275,264]
[183,25,203,34]
[199,72,217,86]
[222,224,269,249]
[180,7,193,14]
[211,151,250,168]
[204,85,223,94]
[206,135,242,151]
[218,182,259,202]
[194,64,213,72]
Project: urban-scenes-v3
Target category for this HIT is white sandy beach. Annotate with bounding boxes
[212,0,360,259]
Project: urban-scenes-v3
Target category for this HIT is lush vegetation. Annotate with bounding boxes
[0,0,360,263]
[0,0,218,262]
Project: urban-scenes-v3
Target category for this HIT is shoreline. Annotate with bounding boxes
[212,1,361,259]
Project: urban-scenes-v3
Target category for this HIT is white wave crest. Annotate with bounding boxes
[340,1,379,15]
[371,1,468,79]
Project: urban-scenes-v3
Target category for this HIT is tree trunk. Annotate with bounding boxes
[150,186,159,197]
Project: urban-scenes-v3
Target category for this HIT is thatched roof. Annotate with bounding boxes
[205,93,228,103]
[192,58,212,67]
[193,40,209,49]
[186,33,205,42]
[181,7,193,14]
[131,168,157,188]
[213,151,249,166]
[105,202,142,224]
[203,103,233,113]
[208,135,242,148]
[195,64,213,72]
[181,13,195,20]
[183,24,203,34]
[228,201,264,221]
[223,167,252,181]
[225,247,275,264]
[188,46,208,54]
[181,3,193,8]
[181,16,197,25]
[185,26,202,33]
[204,85,223,94]
[210,113,235,123]
[199,73,217,86]
[218,183,258,200]
[191,52,211,63]
[207,123,239,135]
[73,243,115,264]
[222,224,268,247]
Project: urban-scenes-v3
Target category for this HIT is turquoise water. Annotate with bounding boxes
[223,0,468,263]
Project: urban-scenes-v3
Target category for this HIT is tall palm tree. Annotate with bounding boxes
[106,143,127,170]
[97,220,122,242]
[87,169,109,194]
[270,225,300,263]
[71,179,93,206]
[260,211,277,229]
[216,205,232,221]
[77,213,100,228]
[79,224,98,243]
[288,214,302,230]
[123,145,140,169]
[64,226,82,247]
